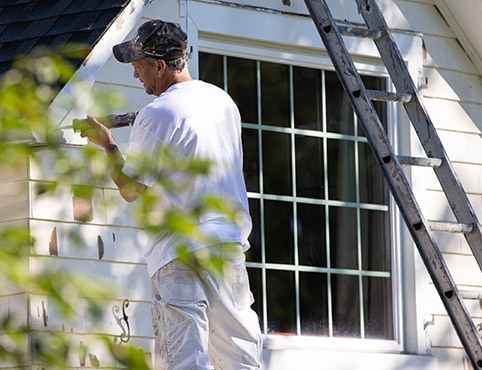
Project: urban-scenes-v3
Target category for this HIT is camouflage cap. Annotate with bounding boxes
[112,20,187,63]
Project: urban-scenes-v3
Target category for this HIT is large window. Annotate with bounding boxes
[199,52,393,340]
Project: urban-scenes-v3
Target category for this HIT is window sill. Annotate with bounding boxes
[263,335,436,370]
[263,334,403,353]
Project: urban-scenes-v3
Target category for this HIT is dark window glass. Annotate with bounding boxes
[325,70,354,135]
[295,135,324,199]
[293,66,323,130]
[298,203,326,267]
[262,131,292,196]
[300,272,329,335]
[361,209,390,271]
[247,198,261,263]
[332,274,360,337]
[359,141,386,205]
[261,62,290,127]
[242,128,259,193]
[329,206,358,270]
[267,269,296,333]
[264,200,294,265]
[327,139,356,202]
[227,57,258,124]
[248,267,264,330]
[363,276,393,339]
[198,53,223,88]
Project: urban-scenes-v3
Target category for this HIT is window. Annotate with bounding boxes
[199,52,393,340]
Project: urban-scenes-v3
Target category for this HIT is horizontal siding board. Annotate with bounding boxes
[103,188,141,227]
[30,220,146,263]
[30,146,114,187]
[0,293,27,328]
[438,131,482,164]
[393,0,452,36]
[30,294,153,338]
[0,180,29,222]
[422,67,482,103]
[29,256,151,302]
[415,189,454,222]
[429,315,461,348]
[27,331,153,368]
[0,158,28,182]
[426,279,482,319]
[86,299,154,338]
[30,183,139,227]
[430,347,467,370]
[444,253,482,286]
[30,181,107,224]
[424,98,482,134]
[452,163,482,194]
[422,34,477,73]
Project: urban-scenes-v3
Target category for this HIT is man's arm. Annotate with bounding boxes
[81,116,147,203]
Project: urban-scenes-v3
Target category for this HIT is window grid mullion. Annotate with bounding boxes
[321,70,334,338]
[289,65,302,336]
[354,112,366,339]
[255,60,269,335]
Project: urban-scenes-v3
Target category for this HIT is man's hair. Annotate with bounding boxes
[146,52,188,72]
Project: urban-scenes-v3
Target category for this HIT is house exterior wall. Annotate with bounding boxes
[2,0,482,369]
[404,1,482,369]
[0,159,29,369]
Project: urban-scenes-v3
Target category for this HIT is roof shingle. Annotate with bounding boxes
[0,0,130,75]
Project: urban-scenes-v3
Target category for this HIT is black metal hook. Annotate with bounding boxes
[113,299,130,344]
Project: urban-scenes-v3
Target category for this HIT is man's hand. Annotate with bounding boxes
[79,116,116,149]
[79,115,147,202]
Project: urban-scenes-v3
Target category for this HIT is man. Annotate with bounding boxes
[81,20,262,369]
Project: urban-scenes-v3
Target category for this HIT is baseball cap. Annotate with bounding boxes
[113,20,187,63]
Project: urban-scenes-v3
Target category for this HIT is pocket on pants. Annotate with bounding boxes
[153,262,206,305]
[233,263,253,311]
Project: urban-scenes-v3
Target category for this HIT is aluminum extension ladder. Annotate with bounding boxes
[304,0,482,367]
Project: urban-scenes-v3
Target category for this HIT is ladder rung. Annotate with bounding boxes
[460,291,482,300]
[428,221,474,234]
[366,89,412,103]
[337,25,383,40]
[398,155,442,168]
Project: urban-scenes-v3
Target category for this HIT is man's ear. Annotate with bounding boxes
[156,59,167,72]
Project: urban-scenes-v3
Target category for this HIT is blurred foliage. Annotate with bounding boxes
[0,45,238,368]
[0,47,153,369]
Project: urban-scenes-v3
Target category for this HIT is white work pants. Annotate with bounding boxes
[151,244,263,370]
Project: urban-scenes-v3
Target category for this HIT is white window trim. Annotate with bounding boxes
[184,0,429,361]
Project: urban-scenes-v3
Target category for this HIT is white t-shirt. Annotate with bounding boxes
[123,80,252,276]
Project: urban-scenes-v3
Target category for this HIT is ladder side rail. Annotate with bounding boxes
[355,0,482,270]
[304,1,482,367]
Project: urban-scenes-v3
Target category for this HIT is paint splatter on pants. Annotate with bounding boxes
[151,244,263,370]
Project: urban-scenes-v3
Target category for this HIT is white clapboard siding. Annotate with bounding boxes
[422,34,478,73]
[0,180,29,223]
[29,293,152,337]
[30,220,146,263]
[423,67,482,103]
[424,98,482,133]
[400,0,482,365]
